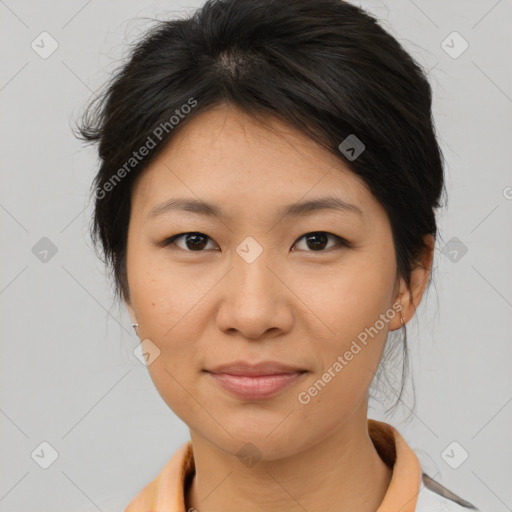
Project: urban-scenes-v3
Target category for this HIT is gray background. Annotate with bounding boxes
[0,0,511,511]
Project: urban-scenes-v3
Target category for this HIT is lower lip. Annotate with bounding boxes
[206,371,307,400]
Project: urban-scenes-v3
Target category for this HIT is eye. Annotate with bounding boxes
[292,231,350,252]
[163,232,218,252]
[161,231,350,253]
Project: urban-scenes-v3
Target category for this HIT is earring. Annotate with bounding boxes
[400,315,405,328]
[132,323,139,334]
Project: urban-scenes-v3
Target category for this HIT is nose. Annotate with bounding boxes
[215,249,294,340]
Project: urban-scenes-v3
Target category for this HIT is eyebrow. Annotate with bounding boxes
[147,195,363,220]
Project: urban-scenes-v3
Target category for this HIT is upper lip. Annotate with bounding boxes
[206,360,307,376]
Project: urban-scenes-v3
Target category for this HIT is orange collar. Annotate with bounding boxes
[125,419,422,512]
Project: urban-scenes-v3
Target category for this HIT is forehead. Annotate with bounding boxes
[130,104,376,220]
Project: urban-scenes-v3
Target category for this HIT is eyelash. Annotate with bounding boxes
[161,231,351,253]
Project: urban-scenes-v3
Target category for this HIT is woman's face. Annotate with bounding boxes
[125,104,410,459]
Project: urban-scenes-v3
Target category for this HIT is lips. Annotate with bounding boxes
[205,360,307,377]
[207,372,307,400]
[204,360,308,400]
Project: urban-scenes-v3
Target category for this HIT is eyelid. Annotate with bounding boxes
[161,232,219,251]
[292,232,350,252]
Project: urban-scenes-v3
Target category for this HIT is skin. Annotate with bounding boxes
[125,103,434,512]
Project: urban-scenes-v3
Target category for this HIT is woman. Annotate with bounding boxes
[77,0,480,510]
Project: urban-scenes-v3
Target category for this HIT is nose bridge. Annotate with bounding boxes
[232,237,280,303]
[215,236,290,337]
[212,234,295,340]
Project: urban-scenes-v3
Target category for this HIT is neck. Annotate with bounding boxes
[185,412,392,512]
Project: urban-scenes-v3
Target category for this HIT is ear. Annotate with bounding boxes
[389,233,435,331]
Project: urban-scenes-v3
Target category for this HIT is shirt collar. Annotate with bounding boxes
[125,419,422,512]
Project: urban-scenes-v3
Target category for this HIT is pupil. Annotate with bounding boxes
[187,233,207,250]
[307,232,327,250]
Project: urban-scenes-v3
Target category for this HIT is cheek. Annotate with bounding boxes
[296,248,396,343]
[128,244,219,338]
[300,249,397,394]
[292,273,395,440]
[127,249,219,418]
[145,355,199,424]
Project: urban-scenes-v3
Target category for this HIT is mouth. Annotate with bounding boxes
[205,360,308,376]
[204,369,308,400]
